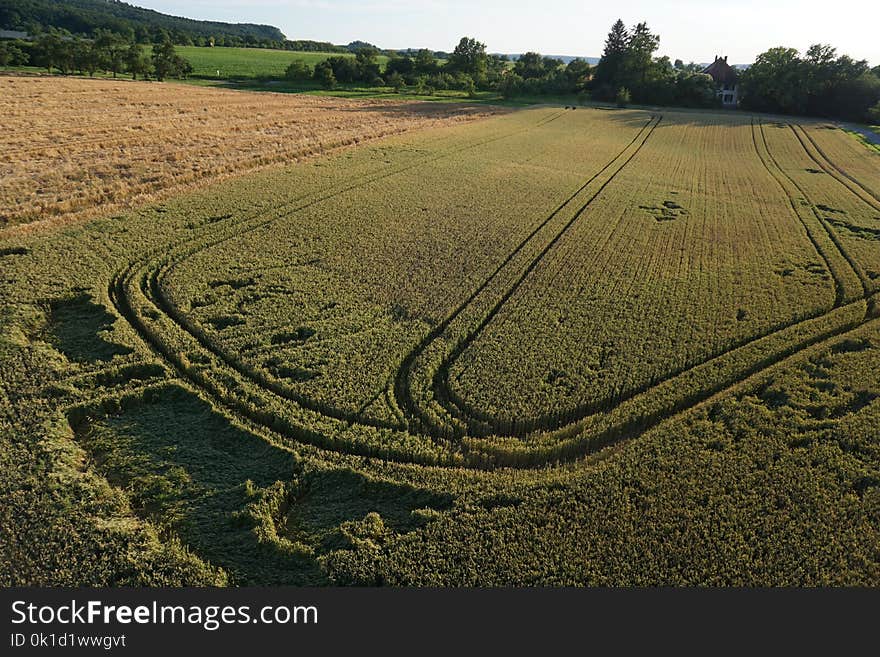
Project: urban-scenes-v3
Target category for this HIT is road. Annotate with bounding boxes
[841,122,880,147]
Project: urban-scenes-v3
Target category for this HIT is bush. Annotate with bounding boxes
[386,72,405,92]
[0,41,28,67]
[313,62,337,89]
[452,73,475,93]
[428,72,454,91]
[284,60,312,82]
[615,87,631,107]
[498,73,523,98]
[323,56,359,83]
[866,101,880,124]
[414,79,435,96]
[152,39,190,81]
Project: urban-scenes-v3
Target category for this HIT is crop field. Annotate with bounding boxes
[1,81,879,585]
[175,46,391,80]
[0,76,496,231]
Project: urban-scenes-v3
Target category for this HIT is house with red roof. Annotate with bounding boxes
[703,55,739,108]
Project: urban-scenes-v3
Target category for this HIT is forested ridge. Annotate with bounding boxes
[0,0,284,45]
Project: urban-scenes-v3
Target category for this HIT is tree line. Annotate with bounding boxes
[285,37,593,98]
[1,0,397,52]
[589,19,720,108]
[0,29,192,81]
[587,19,880,121]
[2,14,878,121]
[282,28,716,107]
[739,45,880,122]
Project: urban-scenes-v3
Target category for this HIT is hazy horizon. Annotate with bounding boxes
[131,0,877,65]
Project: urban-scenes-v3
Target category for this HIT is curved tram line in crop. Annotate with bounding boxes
[112,109,571,430]
[107,111,879,470]
[395,118,876,441]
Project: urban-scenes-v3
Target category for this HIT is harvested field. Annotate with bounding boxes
[0,76,500,232]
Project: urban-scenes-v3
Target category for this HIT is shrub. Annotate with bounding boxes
[386,71,405,92]
[284,60,312,82]
[313,62,337,89]
[428,73,454,91]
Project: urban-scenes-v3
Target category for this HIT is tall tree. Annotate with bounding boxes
[592,19,630,97]
[413,49,437,74]
[32,32,65,74]
[740,47,811,114]
[151,37,189,81]
[0,41,27,67]
[125,41,152,80]
[354,46,381,82]
[741,44,878,119]
[385,55,415,78]
[313,60,337,89]
[72,38,99,76]
[448,37,488,80]
[626,22,660,86]
[93,29,128,78]
[565,58,593,90]
[514,52,547,79]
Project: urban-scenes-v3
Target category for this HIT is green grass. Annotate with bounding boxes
[176,46,390,80]
[181,76,502,103]
[180,75,603,107]
[0,47,388,81]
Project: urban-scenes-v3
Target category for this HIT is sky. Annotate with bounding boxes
[135,0,878,65]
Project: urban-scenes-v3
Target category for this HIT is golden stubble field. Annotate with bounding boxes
[0,75,502,233]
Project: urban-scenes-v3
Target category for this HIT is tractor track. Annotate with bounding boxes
[110,110,632,455]
[763,123,873,298]
[102,109,880,470]
[419,118,874,439]
[391,115,662,436]
[753,120,851,306]
[793,124,880,210]
[133,108,573,435]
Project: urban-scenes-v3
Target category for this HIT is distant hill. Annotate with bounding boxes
[0,0,285,43]
[392,50,600,65]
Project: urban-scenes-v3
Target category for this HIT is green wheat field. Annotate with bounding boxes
[2,97,879,585]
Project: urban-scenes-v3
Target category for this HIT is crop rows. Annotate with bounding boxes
[104,107,597,466]
[799,123,880,206]
[5,96,880,585]
[759,122,880,291]
[5,87,877,470]
[393,116,876,447]
[441,115,838,427]
[158,108,644,427]
[0,76,498,230]
[92,107,880,469]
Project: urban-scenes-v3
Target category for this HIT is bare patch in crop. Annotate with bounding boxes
[639,199,689,222]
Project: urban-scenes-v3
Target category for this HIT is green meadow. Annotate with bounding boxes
[176,46,391,79]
